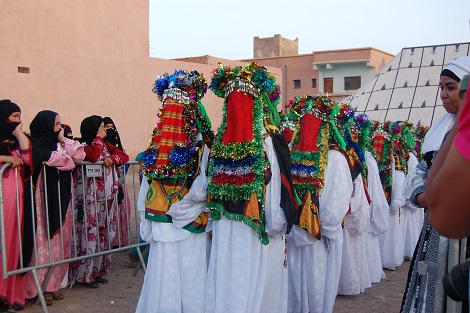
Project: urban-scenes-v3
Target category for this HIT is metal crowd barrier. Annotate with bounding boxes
[0,161,148,313]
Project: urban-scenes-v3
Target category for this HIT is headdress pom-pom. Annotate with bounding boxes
[169,144,192,166]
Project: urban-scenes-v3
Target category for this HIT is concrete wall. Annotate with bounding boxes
[0,0,281,158]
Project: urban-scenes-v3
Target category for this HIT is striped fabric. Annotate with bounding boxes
[154,100,187,166]
[372,133,385,162]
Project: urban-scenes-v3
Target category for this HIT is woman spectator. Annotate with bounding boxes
[400,56,470,312]
[71,115,128,288]
[103,117,130,247]
[61,124,74,140]
[23,110,85,306]
[0,100,31,313]
[428,76,470,238]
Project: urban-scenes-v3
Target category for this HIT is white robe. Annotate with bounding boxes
[205,136,288,313]
[402,153,424,259]
[136,146,210,313]
[287,150,353,313]
[338,174,372,295]
[364,152,388,283]
[379,157,406,269]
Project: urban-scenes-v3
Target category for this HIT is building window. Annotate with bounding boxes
[324,78,333,93]
[344,76,361,90]
[312,79,317,88]
[17,66,30,74]
[293,79,301,89]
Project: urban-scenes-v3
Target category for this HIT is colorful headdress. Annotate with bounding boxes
[285,95,341,239]
[333,103,367,182]
[375,120,403,203]
[412,121,429,160]
[140,70,213,180]
[353,113,372,178]
[288,95,336,196]
[207,62,277,244]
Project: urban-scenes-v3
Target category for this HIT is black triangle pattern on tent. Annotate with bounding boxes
[344,43,470,126]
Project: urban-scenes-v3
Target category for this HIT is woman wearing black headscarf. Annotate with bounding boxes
[103,117,130,247]
[23,110,85,306]
[71,115,128,288]
[61,124,73,140]
[103,117,124,151]
[0,99,31,313]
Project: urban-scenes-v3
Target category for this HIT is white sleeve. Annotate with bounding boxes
[402,153,424,200]
[264,136,287,237]
[346,174,370,236]
[389,157,406,213]
[366,152,389,236]
[166,145,209,228]
[319,150,354,240]
[137,179,152,242]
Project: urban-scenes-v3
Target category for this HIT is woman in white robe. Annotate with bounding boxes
[205,134,288,313]
[402,153,424,260]
[136,145,210,313]
[364,151,388,283]
[379,157,406,270]
[338,173,372,295]
[288,149,353,313]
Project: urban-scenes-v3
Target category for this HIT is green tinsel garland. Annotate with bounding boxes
[207,94,266,202]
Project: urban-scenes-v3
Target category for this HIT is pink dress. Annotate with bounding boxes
[0,148,32,307]
[24,138,85,298]
[455,82,470,160]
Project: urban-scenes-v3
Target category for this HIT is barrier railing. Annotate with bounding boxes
[0,161,148,313]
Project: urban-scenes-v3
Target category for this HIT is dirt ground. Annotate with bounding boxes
[21,251,410,313]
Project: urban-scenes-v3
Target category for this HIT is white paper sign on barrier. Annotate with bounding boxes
[86,165,103,178]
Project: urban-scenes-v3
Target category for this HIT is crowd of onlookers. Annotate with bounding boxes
[0,104,129,312]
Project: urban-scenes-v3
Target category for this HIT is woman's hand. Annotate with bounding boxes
[103,157,113,167]
[97,125,107,139]
[12,122,23,138]
[58,128,66,145]
[2,155,24,168]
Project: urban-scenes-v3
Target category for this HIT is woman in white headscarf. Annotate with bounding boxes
[400,56,470,313]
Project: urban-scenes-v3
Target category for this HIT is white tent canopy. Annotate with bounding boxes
[343,43,470,127]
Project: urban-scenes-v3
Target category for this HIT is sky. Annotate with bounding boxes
[149,0,470,60]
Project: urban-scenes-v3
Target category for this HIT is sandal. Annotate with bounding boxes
[81,281,99,288]
[52,292,64,300]
[43,293,53,306]
[94,277,108,284]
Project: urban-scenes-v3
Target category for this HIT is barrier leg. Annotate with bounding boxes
[31,268,49,313]
[132,245,149,277]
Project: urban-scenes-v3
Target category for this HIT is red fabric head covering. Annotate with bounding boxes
[221,89,254,144]
[294,112,322,153]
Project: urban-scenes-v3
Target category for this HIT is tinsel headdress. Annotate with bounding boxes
[283,95,339,239]
[286,95,340,196]
[206,62,277,244]
[412,121,429,159]
[375,120,404,203]
[140,70,214,180]
[353,113,372,177]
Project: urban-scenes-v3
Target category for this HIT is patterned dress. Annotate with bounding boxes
[71,137,128,283]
